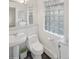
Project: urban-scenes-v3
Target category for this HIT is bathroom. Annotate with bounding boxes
[9,0,69,59]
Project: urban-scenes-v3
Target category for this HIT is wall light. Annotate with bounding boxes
[13,0,28,4]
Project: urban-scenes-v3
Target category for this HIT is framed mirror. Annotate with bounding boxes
[9,7,16,27]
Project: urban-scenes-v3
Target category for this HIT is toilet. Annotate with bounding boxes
[26,34,43,59]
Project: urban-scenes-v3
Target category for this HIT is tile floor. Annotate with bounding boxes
[24,51,51,59]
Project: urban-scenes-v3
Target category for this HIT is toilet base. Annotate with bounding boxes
[32,53,42,59]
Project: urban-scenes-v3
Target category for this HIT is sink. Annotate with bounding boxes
[9,27,27,59]
[9,32,27,47]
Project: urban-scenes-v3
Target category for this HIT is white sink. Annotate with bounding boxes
[9,27,27,59]
[9,32,27,47]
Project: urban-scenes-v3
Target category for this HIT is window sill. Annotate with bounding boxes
[44,29,64,39]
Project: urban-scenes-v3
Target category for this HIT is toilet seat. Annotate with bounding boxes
[30,42,43,55]
[32,42,43,51]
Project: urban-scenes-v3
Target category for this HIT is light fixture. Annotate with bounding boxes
[13,0,28,4]
[18,0,25,3]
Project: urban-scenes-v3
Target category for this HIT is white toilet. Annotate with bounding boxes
[26,34,43,59]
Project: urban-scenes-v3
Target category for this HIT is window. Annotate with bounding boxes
[44,0,64,36]
[29,7,33,24]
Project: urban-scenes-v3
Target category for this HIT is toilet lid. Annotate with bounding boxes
[32,42,43,51]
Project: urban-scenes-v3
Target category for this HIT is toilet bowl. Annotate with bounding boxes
[26,34,43,59]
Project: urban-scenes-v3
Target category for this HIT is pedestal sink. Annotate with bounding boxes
[9,29,27,59]
[9,33,26,47]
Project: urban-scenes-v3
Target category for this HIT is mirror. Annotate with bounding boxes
[9,1,34,28]
[9,7,16,27]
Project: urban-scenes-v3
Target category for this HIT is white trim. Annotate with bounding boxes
[43,28,64,39]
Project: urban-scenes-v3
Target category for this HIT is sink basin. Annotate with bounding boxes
[9,33,27,47]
